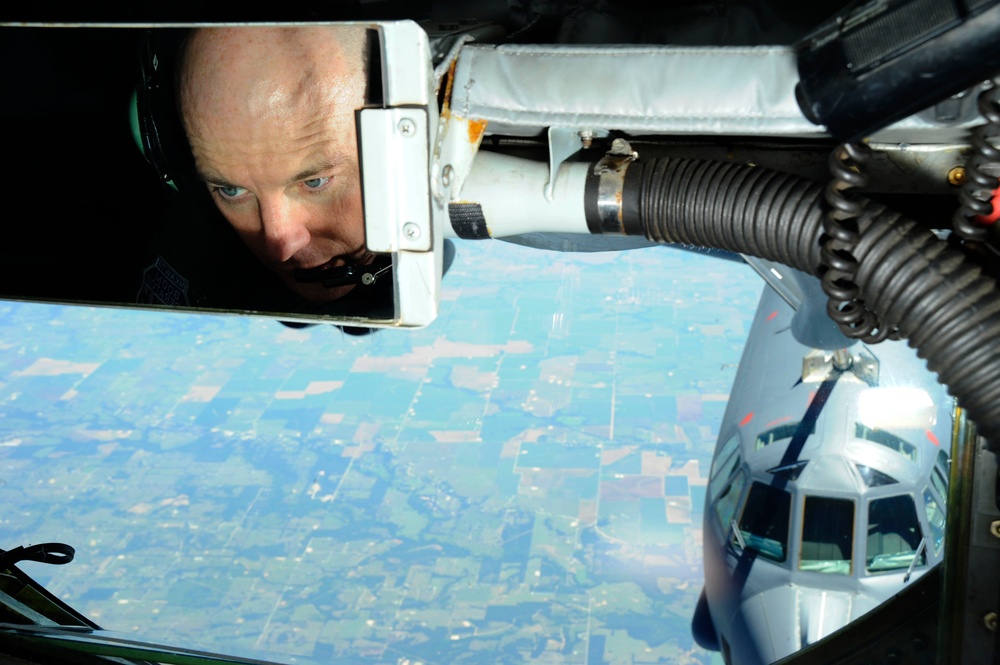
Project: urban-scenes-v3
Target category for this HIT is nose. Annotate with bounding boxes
[257,196,312,263]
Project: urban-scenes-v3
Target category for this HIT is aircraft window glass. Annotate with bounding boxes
[866,495,927,574]
[931,466,949,507]
[734,482,791,562]
[936,449,950,477]
[714,469,747,536]
[855,463,898,487]
[932,449,950,505]
[854,423,918,463]
[923,488,946,556]
[799,496,853,575]
[709,433,741,501]
[753,421,812,452]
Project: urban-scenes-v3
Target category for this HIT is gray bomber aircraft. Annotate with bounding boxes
[692,264,953,664]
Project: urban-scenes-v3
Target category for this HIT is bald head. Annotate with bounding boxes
[176,26,374,303]
[179,26,368,170]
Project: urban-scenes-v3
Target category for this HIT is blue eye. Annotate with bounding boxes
[303,176,330,190]
[216,185,247,200]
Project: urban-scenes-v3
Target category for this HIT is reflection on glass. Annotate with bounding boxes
[866,495,927,573]
[714,470,747,535]
[854,463,898,487]
[753,421,812,452]
[854,423,918,463]
[734,482,791,562]
[799,496,854,574]
[709,433,740,499]
[923,488,946,555]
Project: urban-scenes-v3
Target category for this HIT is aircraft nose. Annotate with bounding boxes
[734,586,878,665]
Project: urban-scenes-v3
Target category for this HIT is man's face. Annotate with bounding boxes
[180,27,370,302]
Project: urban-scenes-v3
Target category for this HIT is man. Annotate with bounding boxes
[177,26,373,304]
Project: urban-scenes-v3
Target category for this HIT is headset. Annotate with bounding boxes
[131,29,193,193]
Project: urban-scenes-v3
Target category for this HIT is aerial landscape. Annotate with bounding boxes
[0,239,761,664]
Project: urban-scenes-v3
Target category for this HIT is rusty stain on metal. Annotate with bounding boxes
[467,119,488,144]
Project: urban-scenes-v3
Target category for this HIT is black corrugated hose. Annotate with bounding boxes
[620,157,1000,450]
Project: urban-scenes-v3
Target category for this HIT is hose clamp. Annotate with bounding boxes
[587,138,638,234]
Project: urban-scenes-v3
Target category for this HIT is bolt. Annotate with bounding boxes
[362,273,375,286]
[610,138,629,154]
[948,166,967,186]
[403,223,421,240]
[985,612,998,632]
[397,118,417,137]
[441,164,454,187]
[991,520,1000,539]
[579,130,594,149]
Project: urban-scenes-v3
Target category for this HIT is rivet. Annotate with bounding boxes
[948,166,967,186]
[397,118,417,137]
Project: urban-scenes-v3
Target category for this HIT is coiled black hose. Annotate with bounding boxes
[620,157,1000,449]
[953,78,1000,242]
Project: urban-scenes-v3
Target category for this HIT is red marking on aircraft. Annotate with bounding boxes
[739,413,754,427]
[765,415,794,429]
[926,430,940,446]
[766,311,778,321]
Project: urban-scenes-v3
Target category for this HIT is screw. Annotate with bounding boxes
[403,223,421,240]
[442,164,454,187]
[397,118,417,137]
[985,612,998,632]
[948,166,967,186]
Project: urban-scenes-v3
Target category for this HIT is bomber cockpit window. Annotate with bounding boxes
[709,433,741,501]
[714,469,747,535]
[753,421,813,451]
[800,496,854,575]
[923,488,946,556]
[733,482,791,562]
[854,423,918,463]
[866,495,927,574]
[932,449,950,506]
[855,463,898,487]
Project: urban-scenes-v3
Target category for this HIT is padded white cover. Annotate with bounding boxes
[449,43,974,141]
